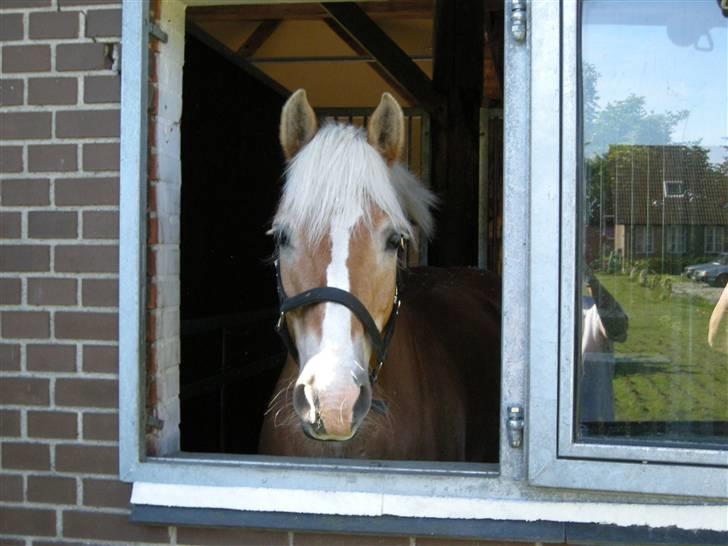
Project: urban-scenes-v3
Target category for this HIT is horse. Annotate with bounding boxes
[258,89,501,462]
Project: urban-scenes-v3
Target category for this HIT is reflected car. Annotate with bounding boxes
[685,253,728,287]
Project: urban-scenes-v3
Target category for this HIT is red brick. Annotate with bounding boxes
[56,377,117,408]
[29,144,77,172]
[0,0,51,8]
[55,177,118,206]
[82,210,118,239]
[27,343,76,372]
[1,178,49,206]
[27,277,77,306]
[63,511,169,542]
[28,475,77,504]
[0,474,23,501]
[0,343,21,371]
[57,42,111,71]
[86,8,120,37]
[55,244,118,273]
[0,211,21,238]
[28,410,78,439]
[83,478,130,508]
[0,111,51,140]
[0,409,21,437]
[29,11,79,39]
[82,278,117,307]
[0,377,49,405]
[84,74,120,104]
[0,145,23,172]
[177,528,289,546]
[1,310,50,338]
[83,344,117,373]
[56,311,118,341]
[0,79,23,106]
[0,245,50,272]
[82,412,117,441]
[2,45,50,73]
[295,534,408,546]
[0,245,49,272]
[0,507,55,536]
[0,278,21,304]
[55,444,118,474]
[28,211,78,239]
[0,13,23,40]
[56,109,120,138]
[28,76,77,105]
[1,442,51,470]
[83,142,119,171]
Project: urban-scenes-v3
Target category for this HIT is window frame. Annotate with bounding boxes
[705,225,725,254]
[527,0,728,496]
[119,0,728,532]
[666,225,687,255]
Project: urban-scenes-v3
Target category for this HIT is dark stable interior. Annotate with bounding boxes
[179,3,503,458]
[180,35,285,454]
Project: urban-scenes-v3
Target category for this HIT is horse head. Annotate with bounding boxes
[270,89,434,441]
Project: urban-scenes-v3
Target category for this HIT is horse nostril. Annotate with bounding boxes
[293,383,318,424]
[351,382,372,427]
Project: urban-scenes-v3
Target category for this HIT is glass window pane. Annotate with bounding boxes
[578,0,728,448]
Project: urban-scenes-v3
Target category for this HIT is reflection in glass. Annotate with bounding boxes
[578,0,728,446]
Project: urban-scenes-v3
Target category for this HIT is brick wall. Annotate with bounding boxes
[0,1,538,544]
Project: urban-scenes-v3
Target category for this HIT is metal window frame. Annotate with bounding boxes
[119,0,728,529]
[527,0,728,497]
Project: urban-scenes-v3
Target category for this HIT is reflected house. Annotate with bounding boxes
[594,145,728,272]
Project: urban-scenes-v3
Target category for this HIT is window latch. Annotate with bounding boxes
[511,0,527,42]
[148,21,168,44]
[506,404,524,448]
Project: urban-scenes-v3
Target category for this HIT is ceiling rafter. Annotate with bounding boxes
[186,21,289,98]
[236,19,281,57]
[321,2,441,112]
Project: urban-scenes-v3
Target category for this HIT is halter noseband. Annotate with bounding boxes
[273,242,404,384]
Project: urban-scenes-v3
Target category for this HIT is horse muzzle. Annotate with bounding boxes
[292,354,372,441]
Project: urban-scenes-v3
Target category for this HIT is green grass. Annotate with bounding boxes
[595,274,728,422]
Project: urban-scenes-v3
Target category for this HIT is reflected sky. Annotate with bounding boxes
[582,0,727,164]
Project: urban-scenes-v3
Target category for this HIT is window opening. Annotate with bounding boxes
[663,180,685,197]
[165,2,505,464]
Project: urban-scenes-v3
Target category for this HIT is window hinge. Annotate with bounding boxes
[146,414,165,431]
[511,0,527,42]
[148,22,168,44]
[506,404,524,448]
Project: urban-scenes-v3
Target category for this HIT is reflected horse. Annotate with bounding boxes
[258,90,500,461]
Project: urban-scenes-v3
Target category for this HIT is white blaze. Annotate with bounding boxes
[298,215,360,395]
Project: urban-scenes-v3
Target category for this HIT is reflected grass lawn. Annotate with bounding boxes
[596,274,728,422]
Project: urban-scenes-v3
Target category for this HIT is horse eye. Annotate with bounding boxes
[386,233,401,251]
[275,230,291,248]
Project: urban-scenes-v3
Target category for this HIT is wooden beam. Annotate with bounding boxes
[236,19,281,57]
[321,2,441,112]
[186,21,289,99]
[484,10,504,99]
[322,18,417,105]
[428,0,484,266]
[187,1,435,23]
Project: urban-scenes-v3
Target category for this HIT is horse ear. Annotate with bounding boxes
[367,92,405,164]
[280,89,318,160]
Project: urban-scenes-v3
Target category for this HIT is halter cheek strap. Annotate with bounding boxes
[274,257,402,384]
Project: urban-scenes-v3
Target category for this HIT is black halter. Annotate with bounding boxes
[273,245,403,384]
